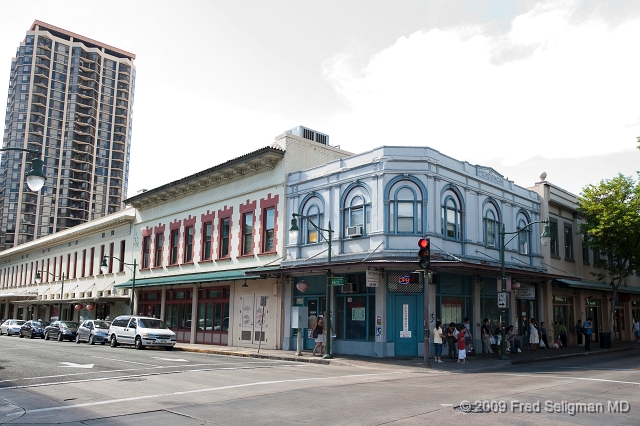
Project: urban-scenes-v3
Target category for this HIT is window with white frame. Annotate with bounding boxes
[304,204,323,244]
[483,207,498,248]
[518,218,529,254]
[389,185,422,234]
[441,193,462,240]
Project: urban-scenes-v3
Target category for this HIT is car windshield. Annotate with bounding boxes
[61,322,79,328]
[138,318,168,329]
[94,321,110,329]
[15,320,25,325]
[32,321,44,327]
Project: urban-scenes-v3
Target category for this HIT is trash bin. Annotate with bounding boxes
[599,332,612,348]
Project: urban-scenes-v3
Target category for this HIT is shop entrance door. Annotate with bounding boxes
[586,306,600,342]
[240,294,268,345]
[303,297,326,350]
[394,296,418,357]
[518,300,538,347]
[614,308,625,341]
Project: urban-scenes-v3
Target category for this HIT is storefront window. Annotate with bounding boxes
[480,278,500,331]
[335,273,375,341]
[436,275,472,327]
[553,295,574,334]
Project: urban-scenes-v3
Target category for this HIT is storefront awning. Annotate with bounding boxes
[556,279,640,294]
[0,290,38,298]
[114,268,269,289]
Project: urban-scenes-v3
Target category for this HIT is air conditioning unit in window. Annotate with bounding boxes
[341,283,356,294]
[347,226,363,238]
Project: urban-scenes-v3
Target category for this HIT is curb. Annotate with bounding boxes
[510,346,638,365]
[173,346,331,365]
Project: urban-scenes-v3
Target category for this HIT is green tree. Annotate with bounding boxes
[578,174,640,337]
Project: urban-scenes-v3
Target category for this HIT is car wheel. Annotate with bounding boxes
[164,346,173,351]
[29,332,34,339]
[19,332,24,338]
[44,332,50,340]
[110,335,118,347]
[89,335,95,345]
[135,336,145,350]
[75,335,80,344]
[57,333,63,342]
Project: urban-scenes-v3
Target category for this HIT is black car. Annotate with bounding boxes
[19,320,50,339]
[44,321,80,342]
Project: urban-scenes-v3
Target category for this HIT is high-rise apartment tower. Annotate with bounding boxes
[0,21,135,250]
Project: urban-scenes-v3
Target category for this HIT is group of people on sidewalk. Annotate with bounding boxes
[432,316,600,364]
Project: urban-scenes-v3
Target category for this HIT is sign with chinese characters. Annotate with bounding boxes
[401,304,411,338]
[366,269,378,287]
[330,277,346,286]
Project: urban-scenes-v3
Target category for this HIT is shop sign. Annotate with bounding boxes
[518,284,536,299]
[330,277,346,286]
[398,275,410,285]
[366,270,378,287]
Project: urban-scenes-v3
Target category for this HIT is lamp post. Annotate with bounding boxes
[498,219,551,360]
[101,256,137,315]
[35,271,65,321]
[289,213,334,359]
[0,148,46,191]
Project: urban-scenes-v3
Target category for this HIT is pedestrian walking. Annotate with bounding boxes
[457,328,467,364]
[311,317,324,356]
[463,317,473,354]
[432,321,445,363]
[529,318,539,351]
[539,321,550,349]
[633,318,640,343]
[481,318,494,354]
[446,322,459,359]
[583,317,593,351]
[575,319,583,346]
[556,321,568,348]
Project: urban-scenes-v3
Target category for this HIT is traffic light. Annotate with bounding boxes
[418,238,430,269]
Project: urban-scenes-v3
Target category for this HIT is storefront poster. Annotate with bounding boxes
[352,307,365,321]
[519,284,536,299]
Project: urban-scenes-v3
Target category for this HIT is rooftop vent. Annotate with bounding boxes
[285,125,329,146]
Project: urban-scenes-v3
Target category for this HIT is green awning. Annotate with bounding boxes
[557,279,640,294]
[114,268,269,289]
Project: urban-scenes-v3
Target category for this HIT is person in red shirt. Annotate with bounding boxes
[457,328,467,364]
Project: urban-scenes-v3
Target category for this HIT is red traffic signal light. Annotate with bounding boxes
[418,238,431,269]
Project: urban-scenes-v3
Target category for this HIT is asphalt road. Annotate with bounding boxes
[1,334,639,425]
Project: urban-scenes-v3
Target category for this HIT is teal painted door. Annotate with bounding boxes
[394,296,418,357]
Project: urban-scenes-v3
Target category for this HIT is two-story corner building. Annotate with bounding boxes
[281,146,553,358]
[114,130,351,349]
[531,175,640,346]
[0,208,135,323]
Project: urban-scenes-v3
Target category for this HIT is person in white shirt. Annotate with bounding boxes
[432,321,445,363]
[633,318,640,342]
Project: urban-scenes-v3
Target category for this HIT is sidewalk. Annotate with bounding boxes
[173,340,640,371]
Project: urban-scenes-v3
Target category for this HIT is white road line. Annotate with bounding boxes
[0,361,297,383]
[0,364,306,390]
[502,372,640,386]
[90,355,159,366]
[17,372,406,415]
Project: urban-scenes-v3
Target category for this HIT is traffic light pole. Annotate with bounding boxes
[423,270,431,367]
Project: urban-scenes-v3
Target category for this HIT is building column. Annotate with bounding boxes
[190,284,198,344]
[160,287,166,322]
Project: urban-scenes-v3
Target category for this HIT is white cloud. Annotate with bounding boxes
[323,0,640,171]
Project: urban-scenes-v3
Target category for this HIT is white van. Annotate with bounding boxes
[108,315,176,350]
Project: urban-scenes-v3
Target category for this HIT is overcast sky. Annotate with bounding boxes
[2,0,639,198]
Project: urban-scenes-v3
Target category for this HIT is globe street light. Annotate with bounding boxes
[289,213,334,359]
[0,148,46,191]
[498,219,551,360]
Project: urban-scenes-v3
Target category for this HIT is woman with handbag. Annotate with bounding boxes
[311,317,325,356]
[539,321,550,349]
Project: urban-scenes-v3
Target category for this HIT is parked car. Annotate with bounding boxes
[0,319,25,336]
[44,321,80,342]
[76,320,111,345]
[108,315,176,350]
[19,320,50,339]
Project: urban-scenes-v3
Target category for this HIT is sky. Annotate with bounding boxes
[1,0,639,198]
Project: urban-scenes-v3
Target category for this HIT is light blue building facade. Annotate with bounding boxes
[281,146,550,358]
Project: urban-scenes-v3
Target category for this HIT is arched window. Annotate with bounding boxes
[518,217,530,255]
[304,204,323,245]
[441,193,462,240]
[342,186,371,236]
[389,186,422,234]
[483,210,498,248]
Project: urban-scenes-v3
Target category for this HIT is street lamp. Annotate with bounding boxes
[35,271,65,321]
[498,219,551,360]
[289,212,334,359]
[0,148,46,191]
[100,256,137,315]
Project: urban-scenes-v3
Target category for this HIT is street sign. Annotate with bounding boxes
[498,292,508,309]
[330,277,346,286]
